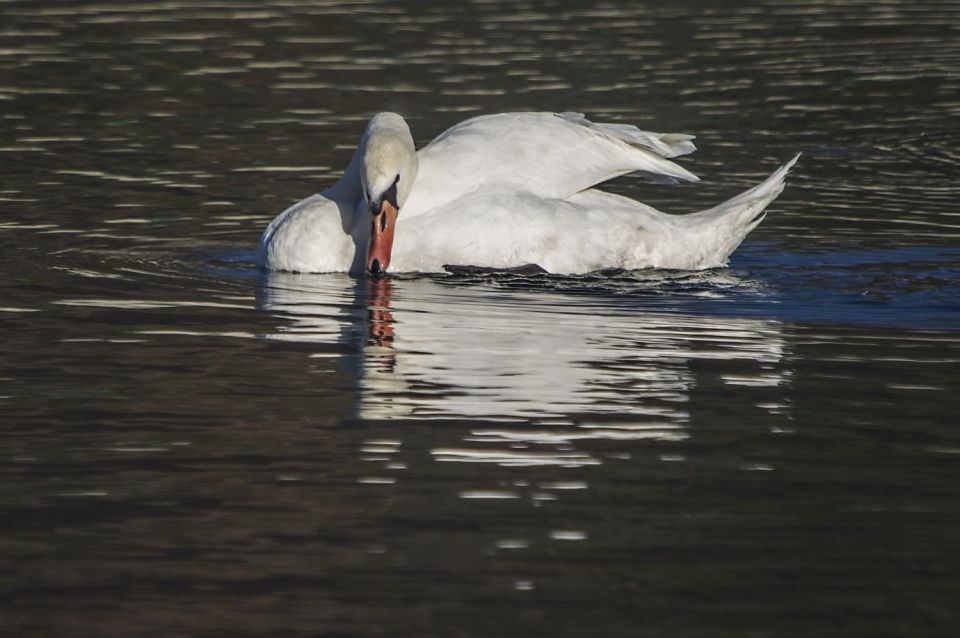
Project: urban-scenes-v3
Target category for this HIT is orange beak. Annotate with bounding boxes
[366,200,398,275]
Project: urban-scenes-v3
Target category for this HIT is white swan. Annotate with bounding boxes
[256,111,798,275]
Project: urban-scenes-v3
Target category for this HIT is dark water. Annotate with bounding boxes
[2,1,960,636]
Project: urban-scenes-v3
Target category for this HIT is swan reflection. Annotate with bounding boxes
[257,272,790,429]
[366,278,396,350]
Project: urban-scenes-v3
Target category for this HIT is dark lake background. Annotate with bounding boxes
[2,0,959,636]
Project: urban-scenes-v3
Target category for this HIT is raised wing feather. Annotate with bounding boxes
[554,112,697,159]
[400,112,698,219]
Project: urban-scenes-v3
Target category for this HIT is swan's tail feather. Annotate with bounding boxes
[705,153,800,213]
[682,154,800,264]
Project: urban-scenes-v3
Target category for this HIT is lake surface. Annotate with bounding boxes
[2,0,959,636]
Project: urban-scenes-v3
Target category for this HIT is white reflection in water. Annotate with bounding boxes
[258,273,789,427]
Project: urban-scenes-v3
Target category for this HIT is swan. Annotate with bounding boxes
[255,111,798,275]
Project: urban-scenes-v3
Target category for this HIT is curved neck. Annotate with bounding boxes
[323,139,365,234]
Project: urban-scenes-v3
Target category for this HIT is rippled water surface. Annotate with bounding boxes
[2,1,960,636]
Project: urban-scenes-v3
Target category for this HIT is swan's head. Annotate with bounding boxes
[360,112,418,274]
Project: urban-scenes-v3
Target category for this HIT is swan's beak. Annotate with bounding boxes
[366,200,398,274]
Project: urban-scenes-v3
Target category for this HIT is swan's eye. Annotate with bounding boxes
[383,177,399,212]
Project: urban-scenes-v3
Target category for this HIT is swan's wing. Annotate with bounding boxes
[400,112,698,218]
[553,112,696,159]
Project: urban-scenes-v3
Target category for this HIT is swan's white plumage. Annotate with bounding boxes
[400,112,699,220]
[360,112,418,211]
[390,154,799,272]
[255,111,798,274]
[256,193,358,273]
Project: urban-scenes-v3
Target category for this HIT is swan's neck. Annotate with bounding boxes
[323,141,365,233]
